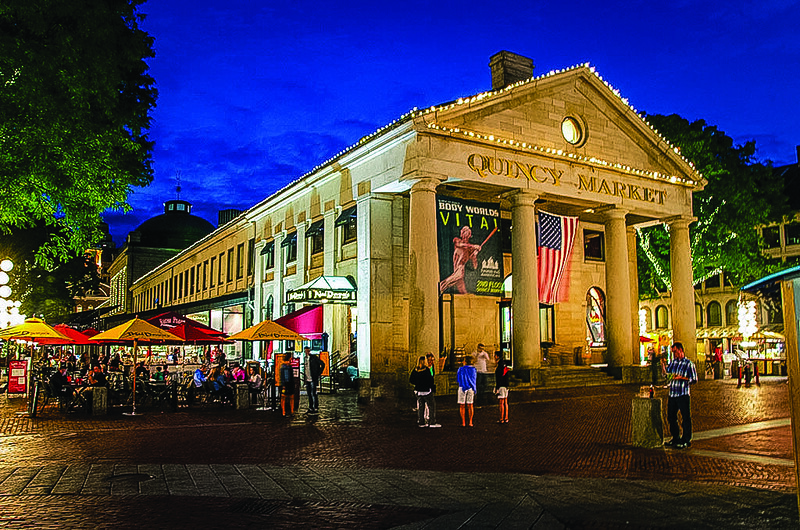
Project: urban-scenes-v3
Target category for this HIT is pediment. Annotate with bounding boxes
[413,65,703,187]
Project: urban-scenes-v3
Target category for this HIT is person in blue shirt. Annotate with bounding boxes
[456,355,477,427]
[664,342,698,449]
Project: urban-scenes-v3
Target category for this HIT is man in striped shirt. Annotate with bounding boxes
[664,342,698,449]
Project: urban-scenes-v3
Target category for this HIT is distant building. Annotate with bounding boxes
[102,199,215,324]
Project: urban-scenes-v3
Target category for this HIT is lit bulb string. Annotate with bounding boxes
[422,122,699,187]
[289,62,701,188]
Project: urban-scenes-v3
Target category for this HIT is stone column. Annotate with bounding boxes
[408,177,442,363]
[510,190,541,370]
[628,226,640,364]
[604,208,633,368]
[669,216,697,362]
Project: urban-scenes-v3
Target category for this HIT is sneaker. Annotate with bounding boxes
[664,440,680,448]
[418,424,428,428]
[677,442,692,449]
[428,423,441,428]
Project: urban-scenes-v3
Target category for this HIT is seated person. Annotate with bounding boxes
[231,363,246,382]
[88,365,107,387]
[49,364,73,401]
[108,353,122,372]
[248,366,262,404]
[134,362,150,380]
[213,369,234,405]
[151,366,165,382]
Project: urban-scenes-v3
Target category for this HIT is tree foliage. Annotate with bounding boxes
[637,114,790,298]
[0,223,100,323]
[0,0,156,266]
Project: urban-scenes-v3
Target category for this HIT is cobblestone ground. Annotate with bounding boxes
[0,377,797,528]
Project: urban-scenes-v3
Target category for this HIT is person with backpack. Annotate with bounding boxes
[303,346,325,414]
[278,352,295,416]
[494,351,510,423]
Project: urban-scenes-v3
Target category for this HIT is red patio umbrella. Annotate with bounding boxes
[165,322,230,344]
[36,324,94,345]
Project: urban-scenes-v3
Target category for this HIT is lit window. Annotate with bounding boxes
[562,117,584,145]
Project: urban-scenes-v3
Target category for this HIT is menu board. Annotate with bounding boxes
[8,360,28,394]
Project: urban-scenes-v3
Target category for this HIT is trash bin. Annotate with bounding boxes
[713,362,723,379]
[772,361,781,376]
[731,360,739,379]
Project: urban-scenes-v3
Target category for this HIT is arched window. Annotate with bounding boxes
[725,300,738,326]
[266,295,274,321]
[586,287,606,346]
[707,301,722,326]
[643,307,653,331]
[695,303,703,327]
[655,305,669,329]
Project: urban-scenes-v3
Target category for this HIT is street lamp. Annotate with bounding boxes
[0,258,25,329]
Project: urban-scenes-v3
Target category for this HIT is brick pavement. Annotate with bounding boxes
[0,377,797,528]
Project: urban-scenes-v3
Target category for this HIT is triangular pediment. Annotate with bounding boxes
[412,64,703,187]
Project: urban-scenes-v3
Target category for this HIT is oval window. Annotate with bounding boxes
[562,117,583,145]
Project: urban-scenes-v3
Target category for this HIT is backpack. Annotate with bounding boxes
[280,362,294,385]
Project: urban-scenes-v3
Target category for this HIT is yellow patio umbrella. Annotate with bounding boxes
[227,319,306,341]
[0,317,73,342]
[89,317,183,415]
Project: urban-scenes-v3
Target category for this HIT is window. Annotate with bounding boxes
[266,295,274,321]
[189,267,195,295]
[307,220,324,255]
[218,253,224,284]
[540,305,555,343]
[202,261,208,290]
[210,257,216,288]
[643,306,653,331]
[335,206,357,245]
[282,232,298,264]
[655,305,669,329]
[261,241,275,270]
[184,270,189,297]
[586,287,605,345]
[762,226,781,248]
[177,272,183,299]
[247,238,255,276]
[695,303,703,327]
[785,222,800,246]
[707,301,722,326]
[705,274,720,289]
[725,300,738,326]
[236,243,244,279]
[584,230,605,261]
[227,248,234,282]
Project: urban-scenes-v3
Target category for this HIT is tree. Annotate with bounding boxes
[0,0,156,266]
[637,114,791,298]
[0,223,100,323]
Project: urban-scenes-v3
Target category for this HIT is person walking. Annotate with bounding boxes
[457,355,477,427]
[494,351,509,423]
[424,352,438,423]
[304,346,325,414]
[278,353,295,416]
[664,342,697,449]
[409,355,440,428]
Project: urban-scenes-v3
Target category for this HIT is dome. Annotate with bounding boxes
[129,200,215,249]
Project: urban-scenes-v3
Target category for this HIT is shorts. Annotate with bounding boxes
[457,388,475,404]
[496,387,509,399]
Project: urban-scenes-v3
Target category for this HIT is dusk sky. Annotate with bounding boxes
[105,0,799,245]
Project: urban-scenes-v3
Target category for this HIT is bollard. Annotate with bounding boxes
[92,387,108,416]
[631,396,664,448]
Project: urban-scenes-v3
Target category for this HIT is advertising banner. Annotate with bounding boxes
[437,196,504,296]
[8,359,28,395]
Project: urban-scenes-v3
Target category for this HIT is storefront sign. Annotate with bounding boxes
[8,359,28,394]
[437,196,504,296]
[287,288,356,303]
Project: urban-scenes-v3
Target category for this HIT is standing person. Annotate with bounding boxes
[456,355,477,427]
[279,353,295,416]
[409,355,440,428]
[494,351,509,423]
[664,342,698,449]
[473,343,490,403]
[425,352,438,424]
[303,346,325,414]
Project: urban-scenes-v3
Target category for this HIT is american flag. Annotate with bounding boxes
[537,211,579,304]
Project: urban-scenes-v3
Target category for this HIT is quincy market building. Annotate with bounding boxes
[126,52,704,396]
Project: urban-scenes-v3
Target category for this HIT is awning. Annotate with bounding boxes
[334,206,356,226]
[260,241,274,255]
[286,275,357,304]
[280,232,297,247]
[275,304,324,338]
[305,219,324,237]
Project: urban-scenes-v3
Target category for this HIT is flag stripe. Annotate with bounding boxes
[537,211,579,304]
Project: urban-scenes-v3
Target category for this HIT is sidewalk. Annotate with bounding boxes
[0,377,797,528]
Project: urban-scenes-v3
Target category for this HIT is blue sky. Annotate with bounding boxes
[105,0,800,244]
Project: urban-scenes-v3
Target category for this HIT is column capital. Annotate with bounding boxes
[664,215,696,230]
[408,177,444,194]
[506,189,539,208]
[602,207,629,222]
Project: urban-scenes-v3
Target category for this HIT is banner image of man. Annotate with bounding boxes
[437,197,504,297]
